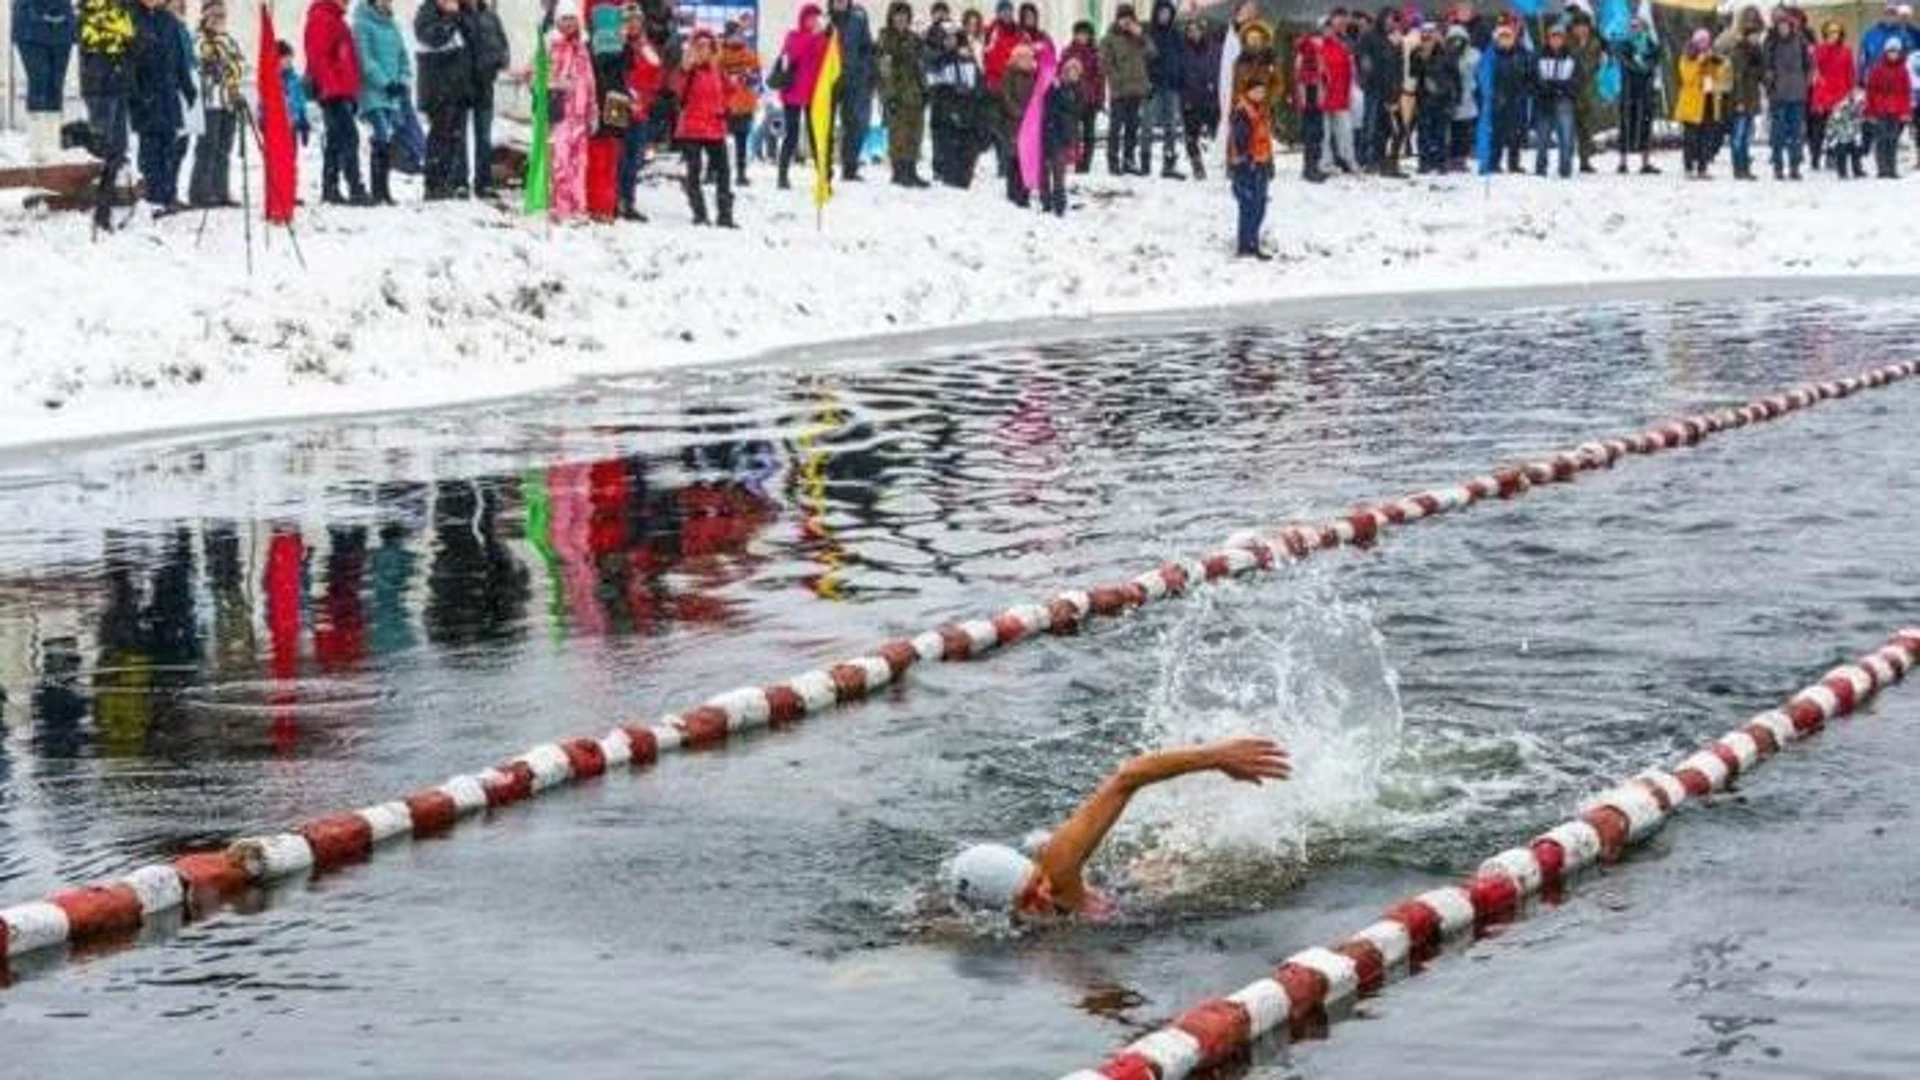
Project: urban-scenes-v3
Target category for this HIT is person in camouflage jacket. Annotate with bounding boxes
[877,0,930,185]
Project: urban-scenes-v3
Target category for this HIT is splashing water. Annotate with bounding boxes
[1108,576,1405,906]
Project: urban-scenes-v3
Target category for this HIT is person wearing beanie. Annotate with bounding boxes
[1227,69,1274,258]
[1409,23,1455,174]
[1444,22,1477,172]
[1061,18,1104,173]
[545,11,595,219]
[1763,7,1813,179]
[1039,53,1083,214]
[717,20,762,187]
[305,0,368,204]
[923,16,983,186]
[828,0,877,183]
[1175,14,1218,180]
[128,0,195,213]
[188,0,244,208]
[944,738,1290,918]
[1864,34,1912,176]
[1485,20,1529,174]
[1145,0,1185,177]
[1824,85,1867,177]
[877,0,931,186]
[1099,3,1151,175]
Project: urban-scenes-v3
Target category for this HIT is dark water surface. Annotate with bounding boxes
[0,295,1916,1079]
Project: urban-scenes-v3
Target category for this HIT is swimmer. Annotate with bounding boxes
[945,737,1292,919]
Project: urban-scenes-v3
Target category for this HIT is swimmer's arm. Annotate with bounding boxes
[1033,738,1290,911]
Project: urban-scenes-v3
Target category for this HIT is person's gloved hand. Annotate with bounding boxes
[389,82,407,97]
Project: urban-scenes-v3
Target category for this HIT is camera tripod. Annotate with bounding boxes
[192,96,306,273]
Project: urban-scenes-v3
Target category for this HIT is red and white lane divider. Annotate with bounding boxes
[1053,629,1920,1080]
[0,363,1913,972]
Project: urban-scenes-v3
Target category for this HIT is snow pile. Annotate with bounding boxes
[0,155,1911,449]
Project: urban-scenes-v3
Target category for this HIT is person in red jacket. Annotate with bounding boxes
[304,0,368,204]
[616,8,664,221]
[1320,8,1357,173]
[1809,20,1855,171]
[675,29,735,227]
[1863,36,1912,177]
[1293,22,1329,182]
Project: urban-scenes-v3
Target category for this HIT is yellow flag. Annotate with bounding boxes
[809,30,842,212]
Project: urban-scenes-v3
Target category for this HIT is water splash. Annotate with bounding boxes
[1109,575,1404,901]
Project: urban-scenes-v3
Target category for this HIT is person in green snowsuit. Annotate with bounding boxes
[1568,10,1604,173]
[877,0,929,185]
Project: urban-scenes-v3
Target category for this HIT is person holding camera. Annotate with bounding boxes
[189,0,244,208]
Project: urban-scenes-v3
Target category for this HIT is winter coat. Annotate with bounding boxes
[1858,20,1915,78]
[465,0,509,82]
[1321,32,1354,111]
[1099,21,1151,99]
[1811,40,1853,113]
[1230,26,1283,109]
[1533,47,1575,104]
[1000,61,1034,124]
[776,5,826,108]
[1451,42,1479,121]
[877,24,925,110]
[982,18,1019,89]
[1615,30,1661,81]
[77,0,135,96]
[1062,40,1103,110]
[718,39,760,117]
[1865,54,1912,119]
[1488,44,1531,109]
[304,0,360,102]
[1673,53,1714,124]
[675,60,726,140]
[925,43,980,131]
[1042,79,1078,156]
[1412,46,1458,112]
[548,29,594,128]
[12,0,76,48]
[1826,93,1863,145]
[414,3,474,111]
[1763,30,1812,104]
[128,5,192,130]
[1146,1,1181,91]
[1726,33,1764,115]
[1569,31,1602,103]
[831,2,875,93]
[1293,33,1323,110]
[1177,32,1219,110]
[352,2,409,114]
[1357,26,1398,96]
[196,29,245,112]
[1228,96,1272,169]
[626,36,666,115]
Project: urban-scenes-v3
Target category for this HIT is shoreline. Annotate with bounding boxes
[5,162,1919,458]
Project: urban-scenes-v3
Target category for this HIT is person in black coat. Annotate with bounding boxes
[1357,7,1405,176]
[127,0,193,211]
[1039,55,1082,214]
[461,0,509,195]
[414,0,475,199]
[77,0,136,229]
[925,19,983,187]
[1409,26,1458,173]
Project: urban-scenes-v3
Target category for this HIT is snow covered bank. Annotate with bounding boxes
[3,156,1915,450]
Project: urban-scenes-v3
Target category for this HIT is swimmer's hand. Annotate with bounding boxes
[1202,737,1292,784]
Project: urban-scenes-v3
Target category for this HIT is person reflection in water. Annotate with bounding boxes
[945,738,1290,920]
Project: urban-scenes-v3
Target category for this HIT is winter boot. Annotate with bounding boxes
[91,161,119,235]
[1161,151,1185,180]
[716,188,737,228]
[891,159,908,186]
[687,180,710,225]
[1188,145,1206,181]
[369,143,394,205]
[906,161,931,187]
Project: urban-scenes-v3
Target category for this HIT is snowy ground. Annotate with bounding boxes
[2,145,1915,451]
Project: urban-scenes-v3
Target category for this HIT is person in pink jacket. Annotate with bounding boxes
[774,3,827,188]
[548,12,596,220]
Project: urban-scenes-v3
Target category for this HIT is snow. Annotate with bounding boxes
[1,147,1913,451]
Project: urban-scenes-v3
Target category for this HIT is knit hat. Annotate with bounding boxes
[1888,34,1906,51]
[1445,24,1467,41]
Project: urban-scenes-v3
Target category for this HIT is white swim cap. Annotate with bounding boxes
[945,844,1037,910]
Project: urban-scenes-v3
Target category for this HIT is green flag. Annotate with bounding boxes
[524,30,552,216]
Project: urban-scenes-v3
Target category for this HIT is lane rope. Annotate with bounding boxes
[1051,628,1920,1080]
[1,361,1914,976]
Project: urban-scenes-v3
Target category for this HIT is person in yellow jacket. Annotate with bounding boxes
[1674,28,1726,178]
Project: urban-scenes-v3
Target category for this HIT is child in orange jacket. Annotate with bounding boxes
[717,20,762,186]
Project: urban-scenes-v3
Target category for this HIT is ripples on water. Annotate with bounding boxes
[0,295,1916,1077]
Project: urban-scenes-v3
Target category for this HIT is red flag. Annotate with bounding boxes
[257,3,298,224]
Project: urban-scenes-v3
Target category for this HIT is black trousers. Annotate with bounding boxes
[779,103,811,180]
[424,103,469,197]
[681,139,733,222]
[1107,96,1141,173]
[1077,108,1097,172]
[728,115,751,179]
[189,107,237,206]
[1300,106,1325,175]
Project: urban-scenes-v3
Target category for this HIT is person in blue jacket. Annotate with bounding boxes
[127,0,193,212]
[828,0,875,181]
[1859,4,1917,78]
[352,0,409,204]
[11,0,78,159]
[1144,0,1184,177]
